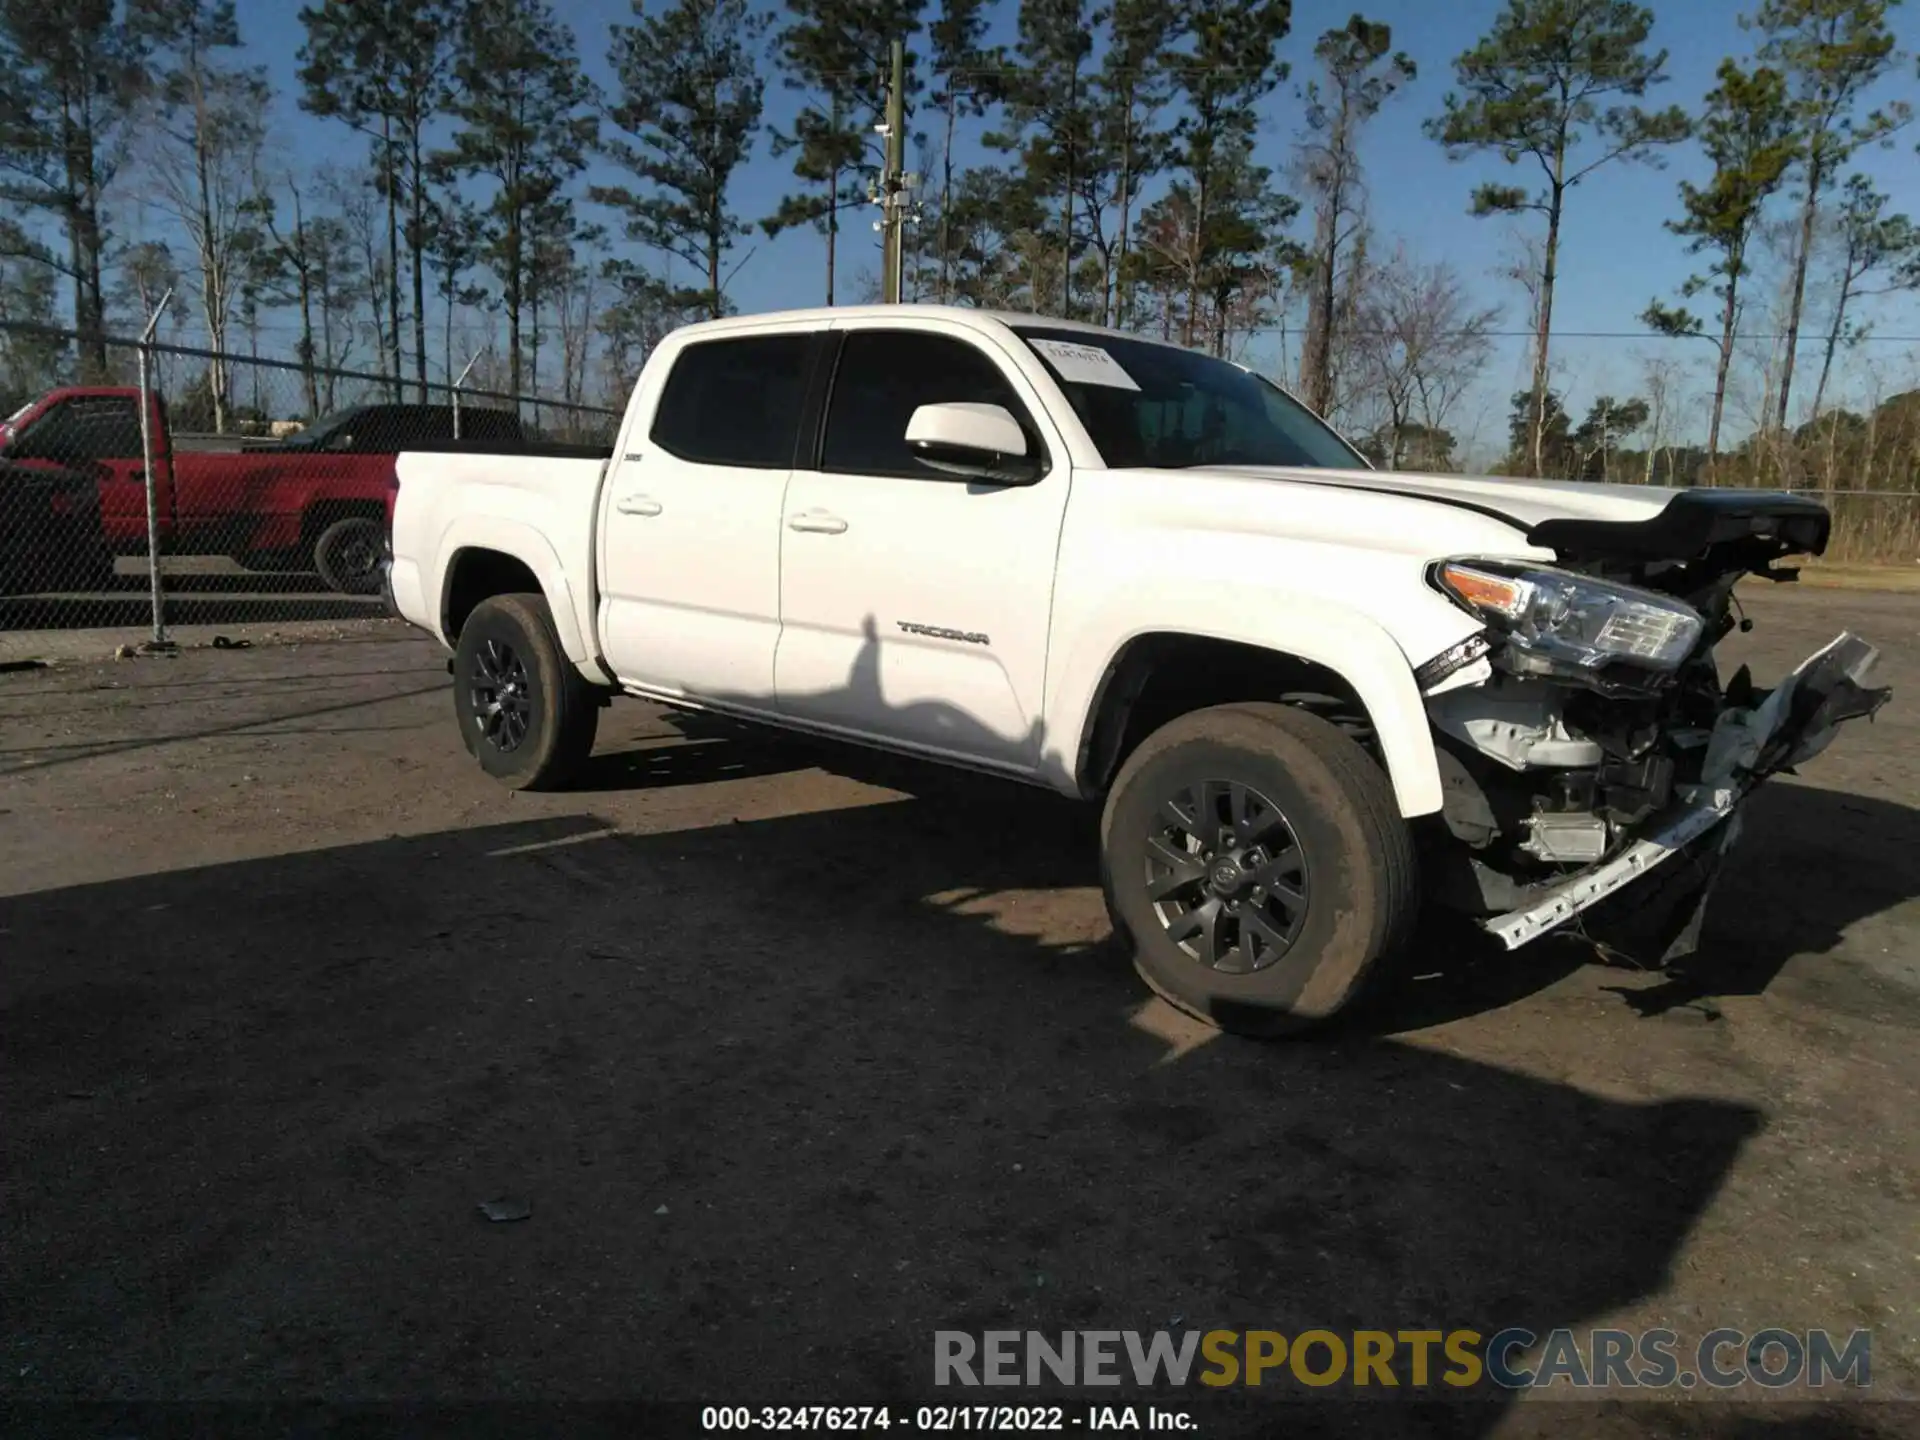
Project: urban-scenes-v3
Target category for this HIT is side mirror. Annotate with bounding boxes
[905,402,1039,483]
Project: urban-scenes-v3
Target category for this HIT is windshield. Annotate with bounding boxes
[1014,326,1367,471]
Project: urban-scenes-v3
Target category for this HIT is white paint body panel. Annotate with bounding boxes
[386,304,1703,820]
[773,313,1076,773]
[390,450,613,684]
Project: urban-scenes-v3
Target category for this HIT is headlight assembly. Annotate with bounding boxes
[1433,559,1705,673]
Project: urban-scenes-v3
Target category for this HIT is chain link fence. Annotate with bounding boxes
[2,317,620,653]
[5,316,1916,661]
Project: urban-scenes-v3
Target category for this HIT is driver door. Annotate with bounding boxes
[10,392,163,550]
[773,322,1073,773]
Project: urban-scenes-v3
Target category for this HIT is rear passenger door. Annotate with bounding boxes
[597,327,824,708]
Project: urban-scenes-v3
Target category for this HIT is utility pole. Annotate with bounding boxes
[879,38,907,303]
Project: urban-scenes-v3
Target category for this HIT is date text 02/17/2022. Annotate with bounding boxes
[699,1405,1196,1431]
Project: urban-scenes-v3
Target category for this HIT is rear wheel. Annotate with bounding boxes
[452,592,598,790]
[313,516,385,595]
[1099,702,1418,1038]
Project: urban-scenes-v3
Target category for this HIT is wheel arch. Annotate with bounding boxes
[435,522,592,669]
[1062,622,1444,819]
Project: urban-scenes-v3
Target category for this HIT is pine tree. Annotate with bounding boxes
[944,166,1047,308]
[1087,0,1178,327]
[765,0,927,305]
[595,0,769,320]
[435,0,596,398]
[1640,59,1796,465]
[0,0,149,376]
[927,0,1003,303]
[1747,0,1910,433]
[0,219,69,403]
[989,0,1106,320]
[1296,15,1414,418]
[423,194,489,390]
[1506,386,1574,476]
[1162,0,1293,349]
[1572,394,1650,480]
[1427,0,1689,476]
[297,0,457,401]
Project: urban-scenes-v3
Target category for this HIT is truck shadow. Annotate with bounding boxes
[0,812,1816,1431]
[1598,778,1920,1024]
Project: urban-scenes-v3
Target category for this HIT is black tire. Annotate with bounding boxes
[451,592,599,791]
[312,516,386,595]
[1099,701,1419,1039]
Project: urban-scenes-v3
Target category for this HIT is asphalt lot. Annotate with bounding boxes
[1,586,1916,1438]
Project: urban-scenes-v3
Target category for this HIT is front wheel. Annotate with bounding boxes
[451,592,599,791]
[1099,701,1418,1038]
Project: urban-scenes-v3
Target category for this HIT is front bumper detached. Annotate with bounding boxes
[1480,631,1891,954]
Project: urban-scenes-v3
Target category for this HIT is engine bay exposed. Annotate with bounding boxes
[1418,505,1892,943]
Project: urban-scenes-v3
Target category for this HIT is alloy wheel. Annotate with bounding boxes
[1141,777,1310,975]
[469,637,534,752]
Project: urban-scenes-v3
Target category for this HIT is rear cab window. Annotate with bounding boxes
[649,333,817,469]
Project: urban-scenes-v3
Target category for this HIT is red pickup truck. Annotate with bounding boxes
[0,387,524,594]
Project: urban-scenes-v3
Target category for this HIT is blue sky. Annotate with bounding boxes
[175,0,1920,447]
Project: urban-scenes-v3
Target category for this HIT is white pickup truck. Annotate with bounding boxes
[385,304,1890,1037]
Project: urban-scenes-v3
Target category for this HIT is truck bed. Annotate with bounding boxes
[388,449,612,661]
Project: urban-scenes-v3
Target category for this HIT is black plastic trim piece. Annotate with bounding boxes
[1412,633,1492,690]
[791,329,838,472]
[1526,488,1831,561]
[395,438,615,460]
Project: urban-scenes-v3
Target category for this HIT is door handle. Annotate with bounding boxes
[787,511,847,534]
[616,494,663,516]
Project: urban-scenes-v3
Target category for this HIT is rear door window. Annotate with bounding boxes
[650,334,815,469]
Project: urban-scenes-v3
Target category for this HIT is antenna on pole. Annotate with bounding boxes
[880,38,907,304]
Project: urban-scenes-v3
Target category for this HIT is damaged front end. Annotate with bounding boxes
[1415,489,1892,965]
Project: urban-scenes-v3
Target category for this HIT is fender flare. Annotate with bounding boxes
[1049,592,1446,818]
[433,515,592,666]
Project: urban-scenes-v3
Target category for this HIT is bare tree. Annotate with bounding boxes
[322,166,389,400]
[1636,350,1692,483]
[132,0,270,432]
[1295,14,1414,417]
[1349,243,1501,470]
[1810,174,1917,419]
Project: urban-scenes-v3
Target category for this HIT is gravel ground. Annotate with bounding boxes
[1,586,1916,1439]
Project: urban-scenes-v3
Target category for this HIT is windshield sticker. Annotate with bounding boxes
[1030,338,1141,391]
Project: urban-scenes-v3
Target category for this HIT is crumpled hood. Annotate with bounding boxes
[1189,464,1832,568]
[1204,464,1681,530]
